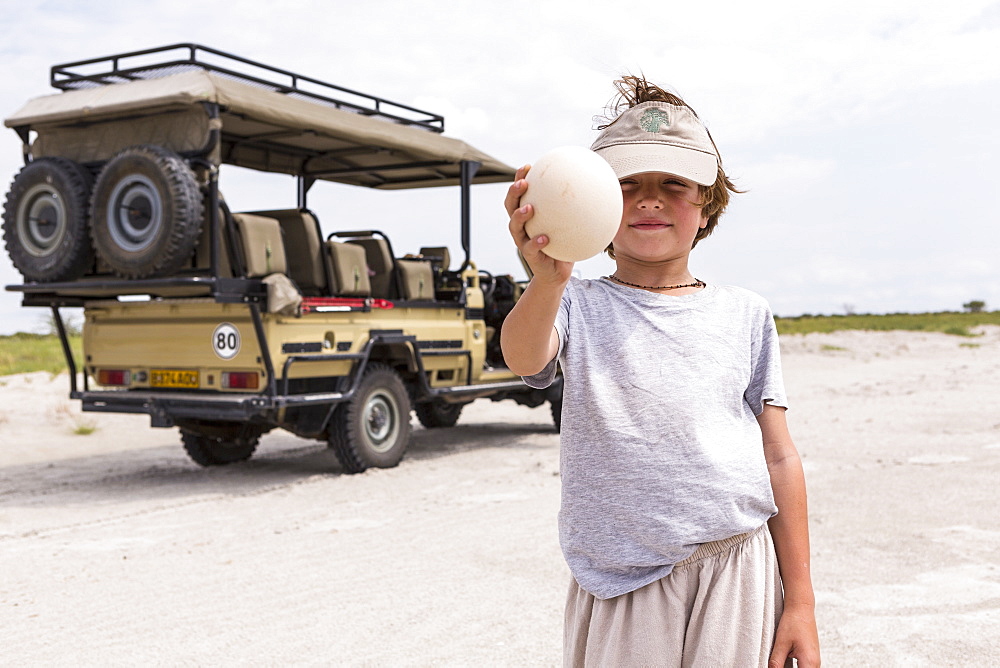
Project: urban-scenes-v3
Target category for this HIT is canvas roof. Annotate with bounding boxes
[5,70,516,189]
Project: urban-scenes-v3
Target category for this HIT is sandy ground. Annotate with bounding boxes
[2,327,999,666]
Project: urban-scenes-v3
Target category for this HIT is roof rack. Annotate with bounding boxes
[49,43,445,133]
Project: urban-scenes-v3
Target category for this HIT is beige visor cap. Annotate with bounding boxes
[590,101,719,186]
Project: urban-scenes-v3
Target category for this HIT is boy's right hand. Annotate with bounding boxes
[505,165,575,286]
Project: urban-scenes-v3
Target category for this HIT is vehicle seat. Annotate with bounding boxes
[231,213,287,278]
[347,237,395,299]
[250,209,328,296]
[325,241,371,296]
[396,259,435,301]
[419,245,462,301]
[418,246,450,272]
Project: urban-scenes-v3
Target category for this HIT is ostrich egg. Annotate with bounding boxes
[522,145,623,262]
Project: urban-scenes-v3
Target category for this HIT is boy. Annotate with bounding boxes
[501,77,820,667]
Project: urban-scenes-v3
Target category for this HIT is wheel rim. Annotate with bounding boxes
[17,183,66,257]
[106,174,162,252]
[363,390,399,453]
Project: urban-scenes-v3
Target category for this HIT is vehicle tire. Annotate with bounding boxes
[414,400,465,428]
[2,157,94,282]
[90,145,204,278]
[180,427,260,467]
[551,398,562,433]
[329,363,412,473]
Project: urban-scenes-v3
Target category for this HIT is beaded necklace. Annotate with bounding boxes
[606,275,706,290]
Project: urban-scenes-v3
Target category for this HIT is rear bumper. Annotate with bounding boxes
[75,390,278,427]
[73,377,537,428]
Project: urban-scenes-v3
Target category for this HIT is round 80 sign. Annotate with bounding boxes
[213,323,241,360]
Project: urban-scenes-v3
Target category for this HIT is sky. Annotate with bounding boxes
[1,0,998,334]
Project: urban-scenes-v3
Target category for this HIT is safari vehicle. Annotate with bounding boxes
[3,44,561,472]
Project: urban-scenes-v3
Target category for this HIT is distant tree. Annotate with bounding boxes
[963,300,986,313]
[37,310,83,336]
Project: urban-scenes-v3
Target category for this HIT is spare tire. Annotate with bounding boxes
[90,145,204,278]
[2,157,94,282]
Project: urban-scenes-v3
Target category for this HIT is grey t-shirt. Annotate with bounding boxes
[524,278,787,599]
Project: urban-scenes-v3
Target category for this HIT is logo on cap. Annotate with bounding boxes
[639,108,671,133]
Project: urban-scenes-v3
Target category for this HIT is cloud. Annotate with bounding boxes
[736,154,837,190]
[623,0,1000,142]
[0,0,998,332]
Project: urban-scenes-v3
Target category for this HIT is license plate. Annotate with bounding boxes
[150,369,200,389]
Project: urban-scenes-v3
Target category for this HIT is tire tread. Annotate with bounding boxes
[90,144,204,278]
[180,428,259,467]
[329,363,411,473]
[2,157,94,282]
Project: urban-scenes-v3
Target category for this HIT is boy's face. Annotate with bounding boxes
[612,171,708,261]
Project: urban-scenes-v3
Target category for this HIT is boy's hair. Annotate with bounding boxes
[598,75,741,251]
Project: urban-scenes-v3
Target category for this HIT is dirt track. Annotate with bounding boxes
[2,328,999,666]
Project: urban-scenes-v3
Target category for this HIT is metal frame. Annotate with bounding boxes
[49,43,445,132]
[460,161,481,269]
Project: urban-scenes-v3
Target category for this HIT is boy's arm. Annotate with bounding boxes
[758,403,821,668]
[500,279,564,376]
[499,166,574,376]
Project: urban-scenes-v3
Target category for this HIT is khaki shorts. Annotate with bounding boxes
[564,524,782,668]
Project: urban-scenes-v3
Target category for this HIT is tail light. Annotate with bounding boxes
[97,369,130,386]
[221,372,259,390]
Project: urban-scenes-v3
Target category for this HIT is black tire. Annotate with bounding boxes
[329,363,412,473]
[2,157,94,282]
[414,400,465,428]
[180,427,260,467]
[90,145,203,278]
[551,398,562,433]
